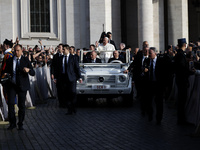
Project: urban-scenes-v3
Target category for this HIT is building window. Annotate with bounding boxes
[30,0,50,32]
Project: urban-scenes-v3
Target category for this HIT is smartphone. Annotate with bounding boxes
[197,50,200,56]
[189,61,194,70]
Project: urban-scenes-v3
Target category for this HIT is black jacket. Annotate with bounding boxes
[4,56,35,91]
[54,54,81,82]
[110,40,117,50]
[174,49,190,85]
[152,56,167,83]
[84,58,102,63]
[51,53,62,75]
[128,51,149,81]
[108,57,125,63]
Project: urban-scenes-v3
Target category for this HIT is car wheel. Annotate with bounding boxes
[122,88,134,107]
[77,95,88,106]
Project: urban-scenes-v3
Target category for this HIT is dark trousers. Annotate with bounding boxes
[177,83,187,123]
[60,74,77,112]
[56,81,64,107]
[7,84,27,126]
[147,81,164,122]
[135,80,149,113]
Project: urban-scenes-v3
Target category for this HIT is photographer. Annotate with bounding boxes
[174,38,195,125]
[23,49,29,58]
[44,48,52,67]
[146,47,168,124]
[124,43,150,116]
[0,45,4,69]
[35,55,45,68]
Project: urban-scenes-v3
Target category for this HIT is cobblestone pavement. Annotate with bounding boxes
[0,98,200,150]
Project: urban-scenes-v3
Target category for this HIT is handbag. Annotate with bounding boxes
[0,74,11,85]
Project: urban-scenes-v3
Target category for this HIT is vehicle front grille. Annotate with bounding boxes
[87,75,115,84]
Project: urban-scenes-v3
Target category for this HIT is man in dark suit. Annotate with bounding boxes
[125,45,150,116]
[146,47,167,124]
[51,44,64,108]
[3,44,35,130]
[84,51,102,63]
[174,38,193,125]
[107,32,117,50]
[126,45,134,61]
[54,44,82,115]
[108,50,125,63]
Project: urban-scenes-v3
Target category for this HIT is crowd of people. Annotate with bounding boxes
[125,39,200,125]
[1,31,200,130]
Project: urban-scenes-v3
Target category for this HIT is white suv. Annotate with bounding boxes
[77,50,133,105]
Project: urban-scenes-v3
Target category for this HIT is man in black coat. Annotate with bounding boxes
[84,51,102,63]
[108,50,125,63]
[54,44,82,115]
[126,46,150,116]
[174,38,193,125]
[146,47,168,124]
[107,32,117,50]
[3,44,35,130]
[51,44,64,107]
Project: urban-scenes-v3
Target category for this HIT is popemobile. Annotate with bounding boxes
[76,49,134,106]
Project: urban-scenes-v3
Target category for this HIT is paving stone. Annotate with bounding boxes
[0,99,200,150]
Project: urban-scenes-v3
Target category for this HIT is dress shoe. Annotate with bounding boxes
[156,120,161,125]
[73,109,77,114]
[7,125,16,130]
[18,126,24,130]
[65,112,73,115]
[141,111,145,117]
[59,105,67,108]
[177,120,194,126]
[148,115,153,122]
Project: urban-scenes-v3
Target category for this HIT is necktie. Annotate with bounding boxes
[143,57,147,67]
[16,59,20,73]
[16,59,20,84]
[64,56,67,73]
[142,57,146,65]
[150,60,153,81]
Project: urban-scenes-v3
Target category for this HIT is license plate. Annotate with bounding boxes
[92,85,110,89]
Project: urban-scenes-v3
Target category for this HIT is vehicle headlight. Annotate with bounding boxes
[77,75,85,84]
[119,75,126,82]
[81,75,85,81]
[80,68,86,74]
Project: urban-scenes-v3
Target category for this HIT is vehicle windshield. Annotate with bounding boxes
[82,64,121,69]
[79,49,131,64]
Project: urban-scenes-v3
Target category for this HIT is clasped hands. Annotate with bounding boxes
[23,67,30,73]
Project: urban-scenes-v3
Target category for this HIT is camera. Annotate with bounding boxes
[189,61,194,71]
[0,74,11,85]
[197,50,200,57]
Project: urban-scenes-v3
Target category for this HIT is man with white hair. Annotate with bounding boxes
[119,43,126,50]
[119,43,126,60]
[96,37,115,63]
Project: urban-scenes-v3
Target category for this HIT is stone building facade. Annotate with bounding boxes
[0,0,199,51]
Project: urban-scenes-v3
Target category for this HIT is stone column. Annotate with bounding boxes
[153,0,165,52]
[66,0,80,47]
[89,0,112,45]
[138,0,154,49]
[111,0,121,49]
[66,0,90,48]
[0,0,14,43]
[168,0,189,46]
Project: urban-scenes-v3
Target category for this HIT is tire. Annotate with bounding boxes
[77,94,88,107]
[122,88,134,107]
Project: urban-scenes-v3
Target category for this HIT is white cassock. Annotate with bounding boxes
[0,84,8,121]
[97,43,115,63]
